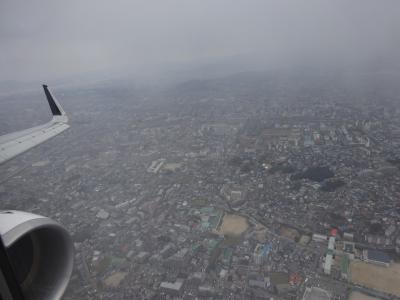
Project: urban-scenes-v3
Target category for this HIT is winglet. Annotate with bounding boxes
[43,84,64,116]
[0,86,69,165]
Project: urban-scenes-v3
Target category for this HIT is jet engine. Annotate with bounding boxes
[0,210,73,300]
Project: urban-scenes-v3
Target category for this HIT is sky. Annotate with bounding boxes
[0,0,399,82]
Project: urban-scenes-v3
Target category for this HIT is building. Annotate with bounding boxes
[343,241,355,255]
[302,287,331,300]
[230,190,242,202]
[187,272,205,286]
[248,274,268,289]
[328,236,335,251]
[136,251,150,262]
[160,243,175,259]
[299,235,311,245]
[270,272,290,294]
[340,255,350,280]
[253,243,271,265]
[198,285,216,297]
[365,234,387,246]
[166,247,189,268]
[343,232,354,241]
[312,233,327,243]
[160,279,184,296]
[363,250,391,267]
[147,158,165,173]
[289,272,303,286]
[324,253,333,275]
[385,224,396,237]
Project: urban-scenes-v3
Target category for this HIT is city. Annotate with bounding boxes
[1,71,400,299]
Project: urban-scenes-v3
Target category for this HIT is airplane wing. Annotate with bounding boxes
[0,85,69,165]
[0,85,73,300]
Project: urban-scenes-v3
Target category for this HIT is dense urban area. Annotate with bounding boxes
[1,71,400,300]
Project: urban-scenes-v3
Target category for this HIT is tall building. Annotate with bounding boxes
[324,253,333,275]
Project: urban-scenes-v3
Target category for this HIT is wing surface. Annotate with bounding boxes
[0,85,69,164]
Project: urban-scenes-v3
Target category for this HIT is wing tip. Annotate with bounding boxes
[42,84,63,116]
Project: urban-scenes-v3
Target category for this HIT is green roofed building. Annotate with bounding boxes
[199,207,215,214]
[340,255,350,280]
[207,239,220,255]
[221,248,233,266]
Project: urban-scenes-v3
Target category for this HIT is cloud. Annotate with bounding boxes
[0,0,399,81]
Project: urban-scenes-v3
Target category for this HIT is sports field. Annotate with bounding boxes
[350,261,400,296]
[217,214,249,237]
[348,291,379,300]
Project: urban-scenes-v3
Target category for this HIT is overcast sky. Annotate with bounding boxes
[0,0,399,82]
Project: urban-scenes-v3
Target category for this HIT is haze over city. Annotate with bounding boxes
[1,0,400,83]
[1,1,400,300]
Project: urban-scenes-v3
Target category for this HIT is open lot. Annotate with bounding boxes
[350,261,400,296]
[279,226,300,241]
[217,214,249,237]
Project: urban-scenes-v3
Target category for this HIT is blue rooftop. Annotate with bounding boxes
[367,250,391,263]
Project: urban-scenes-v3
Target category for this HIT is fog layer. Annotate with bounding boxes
[0,0,399,82]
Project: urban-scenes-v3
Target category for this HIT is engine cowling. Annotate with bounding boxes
[0,210,73,300]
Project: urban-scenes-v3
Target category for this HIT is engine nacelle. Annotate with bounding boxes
[0,210,73,300]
